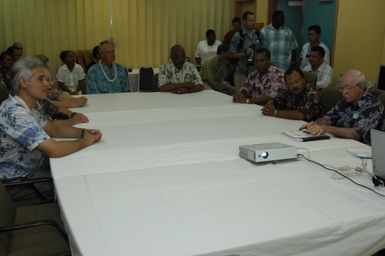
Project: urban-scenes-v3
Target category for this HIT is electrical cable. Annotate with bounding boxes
[297,153,385,198]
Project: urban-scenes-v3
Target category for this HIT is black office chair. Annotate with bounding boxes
[0,180,70,256]
[139,67,154,92]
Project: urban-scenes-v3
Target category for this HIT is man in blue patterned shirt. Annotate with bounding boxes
[300,70,384,145]
[262,67,322,121]
[0,57,102,180]
[261,10,298,73]
[229,11,264,90]
[158,44,203,94]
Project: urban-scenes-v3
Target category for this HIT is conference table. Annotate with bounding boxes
[50,90,385,256]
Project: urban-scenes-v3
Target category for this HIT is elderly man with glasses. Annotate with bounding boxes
[299,69,384,145]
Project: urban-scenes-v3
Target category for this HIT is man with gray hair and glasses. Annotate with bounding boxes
[0,57,102,180]
[299,69,384,145]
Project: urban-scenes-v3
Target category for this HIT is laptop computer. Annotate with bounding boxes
[371,129,385,184]
[377,65,385,90]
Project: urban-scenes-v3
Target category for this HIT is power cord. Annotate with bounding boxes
[297,153,385,198]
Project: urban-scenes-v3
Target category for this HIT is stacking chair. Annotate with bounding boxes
[0,82,9,104]
[319,87,343,114]
[302,71,317,89]
[0,180,70,256]
[139,67,155,92]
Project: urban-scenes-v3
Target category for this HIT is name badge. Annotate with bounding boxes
[352,111,360,119]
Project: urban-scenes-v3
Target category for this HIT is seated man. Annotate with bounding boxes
[158,44,203,94]
[86,40,130,94]
[195,29,222,66]
[262,67,322,121]
[233,48,286,105]
[0,57,102,180]
[300,25,330,69]
[34,53,89,108]
[300,70,384,145]
[302,46,333,89]
[200,44,235,95]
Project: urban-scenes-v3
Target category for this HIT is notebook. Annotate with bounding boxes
[282,130,330,142]
[371,129,385,180]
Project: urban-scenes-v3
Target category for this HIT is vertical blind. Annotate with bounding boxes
[0,0,233,72]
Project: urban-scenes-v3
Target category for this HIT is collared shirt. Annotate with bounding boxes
[0,96,49,179]
[86,62,130,94]
[240,65,286,99]
[273,86,323,121]
[261,24,298,73]
[300,42,330,69]
[302,62,333,89]
[230,28,264,75]
[324,91,384,145]
[56,63,85,92]
[158,61,203,87]
[195,40,222,64]
[200,55,235,95]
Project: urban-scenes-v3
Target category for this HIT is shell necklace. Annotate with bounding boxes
[99,60,117,82]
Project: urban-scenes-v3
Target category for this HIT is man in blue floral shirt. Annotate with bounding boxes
[0,57,102,180]
[300,70,384,145]
[262,67,322,121]
[158,44,203,94]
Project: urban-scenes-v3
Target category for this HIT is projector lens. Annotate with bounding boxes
[261,151,269,159]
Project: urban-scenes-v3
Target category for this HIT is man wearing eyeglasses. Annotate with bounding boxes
[300,70,384,145]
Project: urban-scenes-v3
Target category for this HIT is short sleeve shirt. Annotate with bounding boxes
[230,28,264,75]
[86,62,130,94]
[261,24,298,72]
[56,63,85,92]
[240,65,286,99]
[158,61,203,87]
[0,96,49,179]
[273,86,323,121]
[324,91,384,145]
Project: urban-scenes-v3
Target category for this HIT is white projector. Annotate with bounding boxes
[239,143,297,163]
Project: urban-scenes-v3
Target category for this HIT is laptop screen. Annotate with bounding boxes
[377,65,385,90]
[371,129,385,180]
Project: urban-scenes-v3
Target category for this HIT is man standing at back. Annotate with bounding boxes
[229,11,264,90]
[261,10,298,73]
[300,25,330,69]
[86,40,130,94]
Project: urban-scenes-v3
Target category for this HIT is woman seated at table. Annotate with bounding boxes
[56,50,86,95]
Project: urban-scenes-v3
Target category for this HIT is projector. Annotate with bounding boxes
[239,143,297,163]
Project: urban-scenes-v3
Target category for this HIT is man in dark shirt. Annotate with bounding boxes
[262,67,322,121]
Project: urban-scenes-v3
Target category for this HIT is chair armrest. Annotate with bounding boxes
[0,219,69,243]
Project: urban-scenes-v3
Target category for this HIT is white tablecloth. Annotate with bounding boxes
[51,91,385,256]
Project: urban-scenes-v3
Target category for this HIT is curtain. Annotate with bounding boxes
[0,0,233,72]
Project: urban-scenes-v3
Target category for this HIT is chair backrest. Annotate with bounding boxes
[74,50,93,71]
[303,71,317,89]
[139,67,154,92]
[0,182,16,256]
[320,87,343,114]
[0,82,9,105]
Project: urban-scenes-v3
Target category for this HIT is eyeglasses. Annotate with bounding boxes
[337,83,359,92]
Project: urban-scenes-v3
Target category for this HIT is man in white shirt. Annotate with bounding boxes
[302,46,333,89]
[195,29,221,66]
[300,25,330,69]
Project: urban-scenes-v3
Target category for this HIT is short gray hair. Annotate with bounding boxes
[341,69,368,88]
[10,57,44,96]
